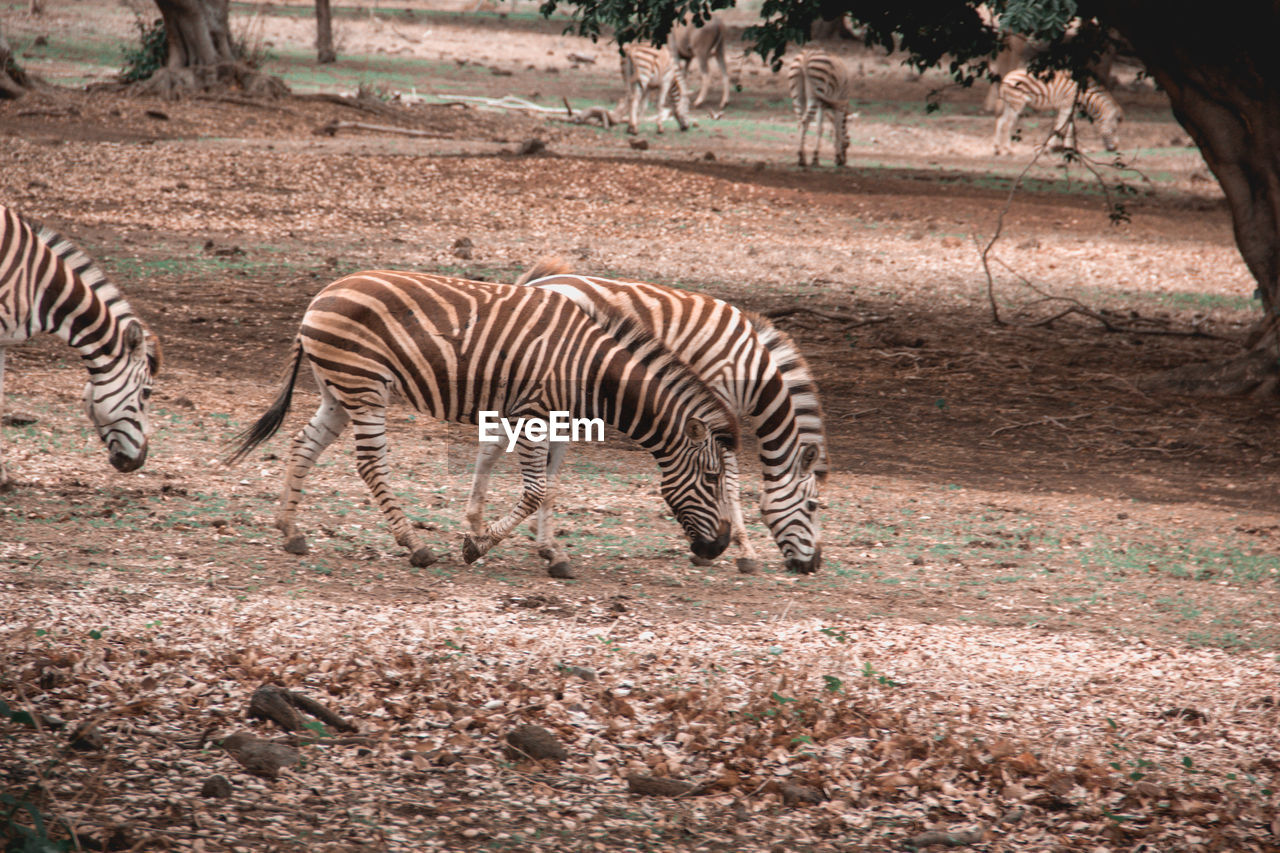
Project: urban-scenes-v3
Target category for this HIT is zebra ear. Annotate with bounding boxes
[684,418,708,443]
[123,321,144,352]
[800,444,818,472]
[145,332,162,377]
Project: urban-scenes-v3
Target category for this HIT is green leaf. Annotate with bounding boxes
[822,675,844,693]
[88,629,103,640]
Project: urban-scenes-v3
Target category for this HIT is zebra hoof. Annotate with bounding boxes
[409,547,437,568]
[461,535,483,564]
[689,555,715,567]
[283,536,309,556]
[736,558,761,575]
[547,561,576,580]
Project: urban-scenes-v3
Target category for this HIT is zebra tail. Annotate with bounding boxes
[226,338,304,465]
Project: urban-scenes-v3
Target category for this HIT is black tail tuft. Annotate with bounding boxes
[226,339,304,466]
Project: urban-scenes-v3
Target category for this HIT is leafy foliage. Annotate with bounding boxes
[119,17,167,83]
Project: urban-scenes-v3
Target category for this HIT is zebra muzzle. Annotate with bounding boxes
[690,521,731,560]
[109,444,147,473]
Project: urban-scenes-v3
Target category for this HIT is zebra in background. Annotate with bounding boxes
[619,43,690,135]
[786,48,854,167]
[228,271,738,576]
[668,14,731,112]
[994,68,1123,155]
[466,258,828,576]
[0,204,160,485]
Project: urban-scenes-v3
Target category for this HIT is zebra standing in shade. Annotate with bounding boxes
[466,258,828,576]
[786,48,854,167]
[993,68,1123,155]
[0,204,160,485]
[668,14,731,112]
[228,271,738,576]
[619,43,690,135]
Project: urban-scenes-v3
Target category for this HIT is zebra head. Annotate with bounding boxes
[660,416,733,559]
[762,441,827,573]
[1099,106,1123,152]
[82,319,160,472]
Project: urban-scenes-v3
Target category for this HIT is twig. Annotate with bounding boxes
[991,412,1092,436]
[760,306,889,326]
[315,119,450,139]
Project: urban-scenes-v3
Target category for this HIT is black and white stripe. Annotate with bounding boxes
[620,43,690,135]
[0,204,159,483]
[229,271,739,574]
[786,48,854,167]
[994,68,1123,154]
[467,259,828,575]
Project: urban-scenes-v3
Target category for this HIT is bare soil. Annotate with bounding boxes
[2,4,1279,852]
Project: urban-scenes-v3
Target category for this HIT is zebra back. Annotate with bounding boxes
[0,204,159,473]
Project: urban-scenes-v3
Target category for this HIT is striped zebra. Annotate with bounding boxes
[0,204,160,485]
[786,48,854,168]
[668,14,731,112]
[620,43,690,135]
[228,271,738,575]
[993,68,1123,155]
[466,258,828,575]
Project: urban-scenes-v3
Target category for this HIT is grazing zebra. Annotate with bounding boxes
[668,14,731,112]
[466,258,828,575]
[786,48,854,167]
[993,68,1123,155]
[0,204,160,485]
[620,43,690,135]
[228,271,738,575]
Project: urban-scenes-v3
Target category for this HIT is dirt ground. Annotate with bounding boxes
[2,3,1280,852]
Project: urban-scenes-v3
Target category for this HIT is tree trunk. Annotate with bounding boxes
[1090,1,1280,394]
[315,0,336,64]
[0,20,36,98]
[139,0,288,97]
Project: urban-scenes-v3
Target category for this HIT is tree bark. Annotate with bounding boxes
[1087,1,1280,392]
[315,0,336,63]
[138,0,288,97]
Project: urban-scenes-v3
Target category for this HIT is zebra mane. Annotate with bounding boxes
[18,209,136,321]
[742,309,829,461]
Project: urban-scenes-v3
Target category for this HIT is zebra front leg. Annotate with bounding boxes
[722,450,761,574]
[534,440,574,578]
[350,409,437,568]
[465,440,506,534]
[462,438,548,565]
[274,387,350,557]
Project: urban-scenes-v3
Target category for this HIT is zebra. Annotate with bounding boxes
[0,204,160,485]
[466,258,828,576]
[668,14,731,112]
[619,43,690,135]
[786,48,854,167]
[993,68,1123,155]
[228,270,739,576]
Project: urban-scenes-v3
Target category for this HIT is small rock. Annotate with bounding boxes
[221,732,300,779]
[505,724,567,761]
[2,412,38,427]
[560,664,597,682]
[626,774,694,797]
[517,137,546,155]
[703,151,716,161]
[33,35,48,47]
[200,774,233,799]
[628,138,649,151]
[1016,238,1041,250]
[780,782,825,806]
[452,236,474,259]
[68,723,105,751]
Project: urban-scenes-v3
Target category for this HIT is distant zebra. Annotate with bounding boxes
[668,14,731,111]
[0,204,160,485]
[993,68,1123,155]
[228,271,738,575]
[786,48,854,167]
[466,258,828,576]
[620,43,690,135]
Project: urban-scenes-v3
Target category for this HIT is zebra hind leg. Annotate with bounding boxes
[462,437,549,565]
[273,387,351,557]
[350,407,438,567]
